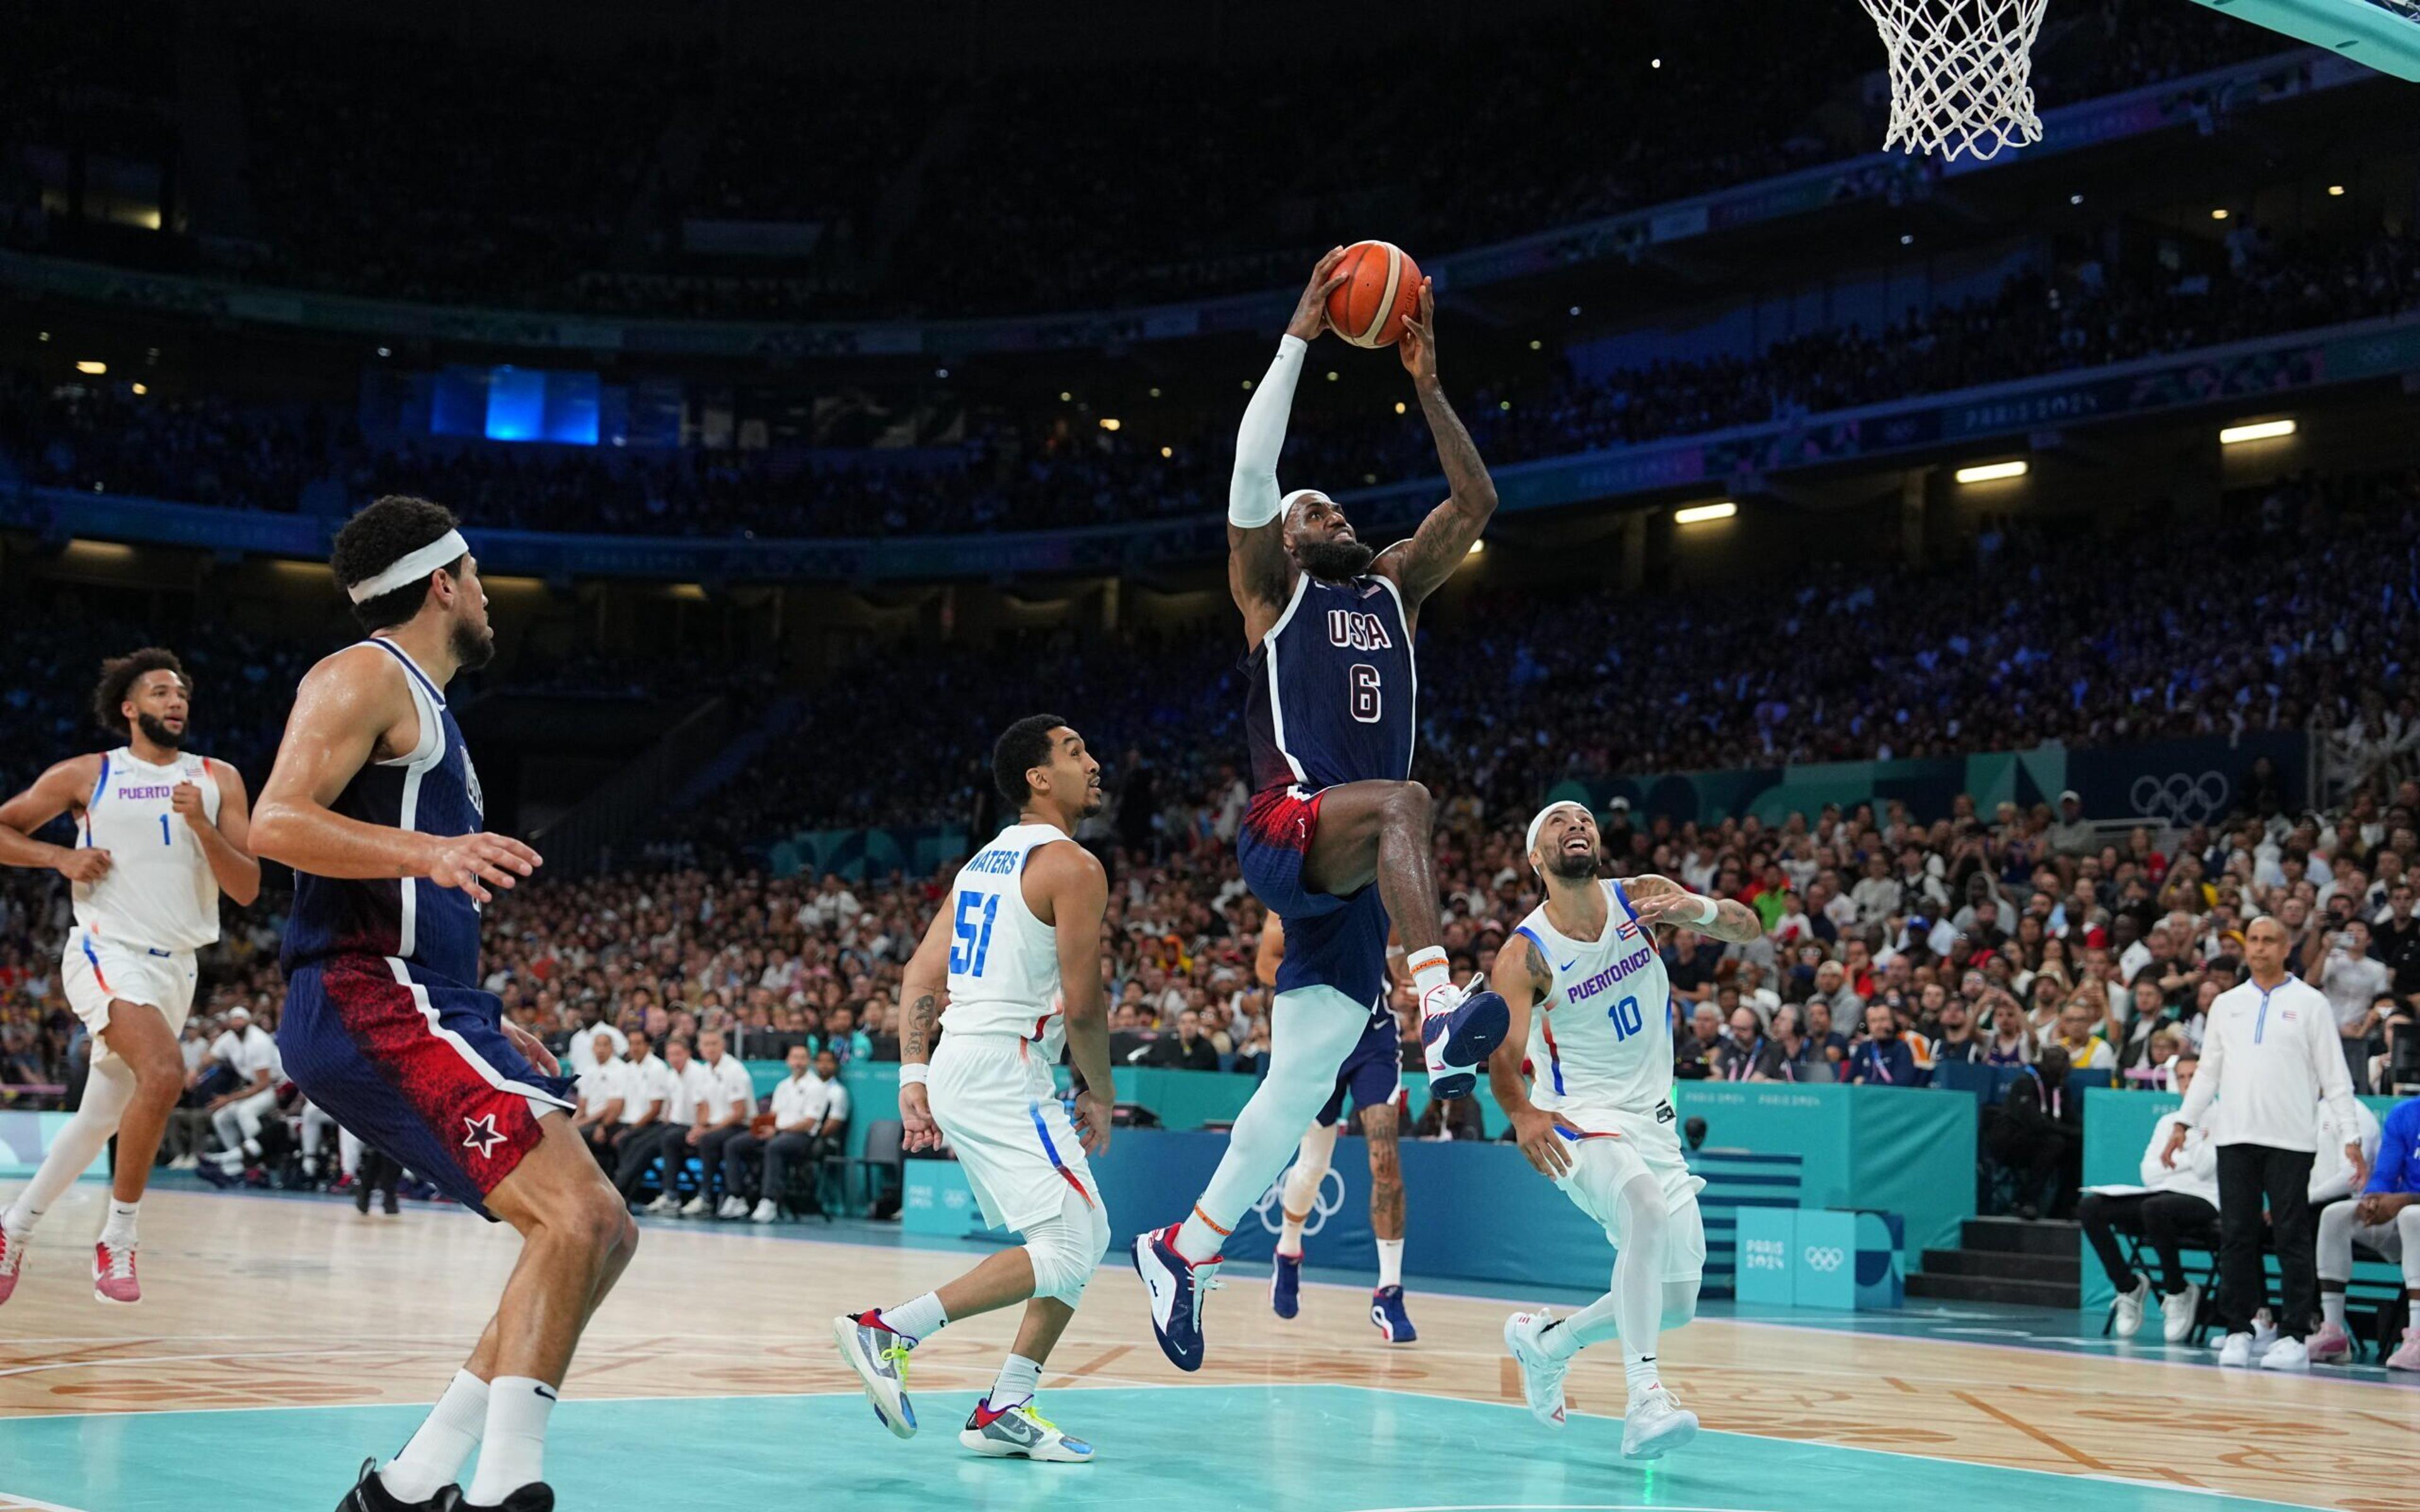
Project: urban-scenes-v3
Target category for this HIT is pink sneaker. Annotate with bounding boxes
[2388,1327,2420,1372]
[0,1228,24,1305]
[92,1240,140,1305]
[2306,1321,2354,1364]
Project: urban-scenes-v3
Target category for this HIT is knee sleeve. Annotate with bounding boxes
[1283,1123,1340,1212]
[1023,1188,1114,1305]
[1661,1278,1700,1332]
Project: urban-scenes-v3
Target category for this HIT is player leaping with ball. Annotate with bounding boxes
[1490,801,1761,1460]
[1132,246,1511,1372]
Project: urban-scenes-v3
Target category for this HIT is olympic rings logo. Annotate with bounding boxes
[2128,772,2230,825]
[1803,1246,1847,1273]
[1252,1159,1346,1236]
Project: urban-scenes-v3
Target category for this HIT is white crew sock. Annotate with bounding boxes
[2,1198,41,1238]
[99,1201,139,1249]
[878,1292,948,1345]
[986,1352,1043,1412]
[2321,1292,2348,1331]
[1377,1239,1405,1290]
[379,1370,489,1503]
[1407,948,1452,1011]
[464,1377,555,1506]
[1278,1210,1308,1256]
[1624,1351,1662,1399]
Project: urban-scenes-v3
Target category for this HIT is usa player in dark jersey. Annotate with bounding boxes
[250,497,638,1512]
[1132,248,1510,1371]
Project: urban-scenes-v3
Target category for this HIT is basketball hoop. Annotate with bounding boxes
[1860,0,2049,163]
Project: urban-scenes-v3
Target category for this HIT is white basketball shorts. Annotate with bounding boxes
[928,1031,1101,1235]
[1547,1099,1707,1281]
[62,926,198,1060]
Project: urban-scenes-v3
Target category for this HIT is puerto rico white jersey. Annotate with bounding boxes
[1511,879,1671,1114]
[73,747,225,953]
[939,823,1071,1057]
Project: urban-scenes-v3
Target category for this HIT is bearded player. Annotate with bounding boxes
[1490,801,1759,1459]
[0,650,260,1306]
[1132,248,1509,1371]
[251,496,638,1512]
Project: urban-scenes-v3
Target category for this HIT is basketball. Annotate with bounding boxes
[1325,240,1423,349]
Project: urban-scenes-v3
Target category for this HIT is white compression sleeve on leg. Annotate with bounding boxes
[1229,336,1308,529]
[1546,1172,1670,1365]
[1280,1120,1340,1255]
[1179,988,1369,1262]
[1023,1184,1114,1305]
[8,1058,136,1227]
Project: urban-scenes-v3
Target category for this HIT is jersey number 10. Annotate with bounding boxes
[1608,993,1644,1040]
[951,890,1001,977]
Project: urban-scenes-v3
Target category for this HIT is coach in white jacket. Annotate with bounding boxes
[2164,917,2368,1371]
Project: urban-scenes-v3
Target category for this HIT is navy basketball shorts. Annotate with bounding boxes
[279,955,577,1220]
[1240,785,1392,1011]
[1317,1015,1404,1128]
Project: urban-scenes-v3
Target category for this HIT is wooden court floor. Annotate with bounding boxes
[2,1186,2416,1511]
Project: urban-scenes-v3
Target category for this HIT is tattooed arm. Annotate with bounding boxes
[1624,873,1765,944]
[1487,931,1571,1179]
[1372,280,1497,621]
[895,904,955,1151]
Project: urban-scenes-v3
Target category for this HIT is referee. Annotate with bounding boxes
[2164,916,2368,1370]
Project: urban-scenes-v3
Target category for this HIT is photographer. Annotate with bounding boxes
[2308,918,2392,1093]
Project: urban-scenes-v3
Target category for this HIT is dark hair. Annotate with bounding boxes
[91,648,187,737]
[993,713,1068,807]
[331,495,464,631]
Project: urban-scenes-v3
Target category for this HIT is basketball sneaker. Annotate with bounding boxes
[445,1484,553,1510]
[355,1178,374,1215]
[831,1311,918,1438]
[2218,1331,2254,1367]
[0,1227,24,1305]
[2160,1281,2201,1344]
[1620,1385,1699,1460]
[959,1397,1093,1462]
[383,1187,401,1217]
[1132,1222,1221,1372]
[642,1194,677,1216]
[335,1457,449,1511]
[1371,1284,1417,1343]
[2387,1326,2420,1371]
[1270,1251,1302,1319]
[2257,1336,2310,1372]
[679,1194,713,1218]
[2110,1274,2150,1338]
[2305,1321,2354,1365]
[93,1240,139,1305]
[1503,1309,1569,1428]
[1420,983,1511,1101]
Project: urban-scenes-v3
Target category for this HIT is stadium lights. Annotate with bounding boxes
[1160,447,1173,459]
[2070,193,2083,205]
[1467,539,1486,556]
[1149,387,1162,398]
[131,383,147,396]
[935,367,949,379]
[1651,57,1662,68]
[1059,391,1072,402]
[2328,185,2346,197]
[1900,234,1913,246]
[1327,370,1339,382]
[74,360,105,375]
[1530,339,1542,350]
[1674,501,1737,525]
[1099,417,1121,431]
[1393,401,1406,415]
[2211,208,2230,220]
[2220,419,2296,445]
[37,331,49,342]
[1954,460,2029,483]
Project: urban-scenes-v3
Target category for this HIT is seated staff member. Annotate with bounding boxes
[2310,1094,2419,1368]
[676,1029,757,1217]
[573,1031,632,1166]
[2077,1053,2218,1342]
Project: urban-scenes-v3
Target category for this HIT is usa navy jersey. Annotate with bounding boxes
[282,639,487,987]
[1245,573,1417,794]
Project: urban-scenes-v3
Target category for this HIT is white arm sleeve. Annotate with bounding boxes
[1230,335,1308,529]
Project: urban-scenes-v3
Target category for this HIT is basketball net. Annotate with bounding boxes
[1861,0,2048,163]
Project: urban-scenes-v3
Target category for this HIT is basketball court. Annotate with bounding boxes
[3,1183,2414,1511]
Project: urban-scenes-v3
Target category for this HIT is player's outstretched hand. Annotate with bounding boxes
[502,1018,561,1078]
[898,1083,943,1152]
[1628,890,1713,930]
[1286,246,1351,344]
[1073,1087,1114,1157]
[1397,277,1436,382]
[428,832,542,905]
[1509,1105,1572,1179]
[54,847,111,883]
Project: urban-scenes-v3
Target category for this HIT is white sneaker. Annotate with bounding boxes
[168,1155,198,1171]
[2160,1283,2201,1344]
[1620,1385,1699,1460]
[2251,1309,2279,1355]
[2111,1274,2150,1339]
[2257,1336,2310,1372]
[751,1198,780,1223]
[679,1195,711,1217]
[1502,1310,1569,1428]
[643,1194,677,1215]
[2218,1332,2254,1367]
[717,1196,749,1220]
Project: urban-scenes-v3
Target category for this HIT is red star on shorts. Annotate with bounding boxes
[461,1113,507,1159]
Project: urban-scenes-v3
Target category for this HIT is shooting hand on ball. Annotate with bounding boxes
[1398,278,1437,384]
[1288,247,1350,343]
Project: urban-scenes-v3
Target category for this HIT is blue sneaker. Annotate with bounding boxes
[1132,1222,1222,1372]
[1371,1285,1417,1343]
[1270,1251,1303,1320]
[1422,986,1511,1100]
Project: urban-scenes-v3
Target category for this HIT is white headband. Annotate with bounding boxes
[347,530,468,604]
[1526,800,1593,862]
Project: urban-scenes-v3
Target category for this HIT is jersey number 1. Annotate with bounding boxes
[951,890,1001,977]
[1349,663,1382,724]
[159,814,172,845]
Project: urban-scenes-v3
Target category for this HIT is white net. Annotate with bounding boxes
[1860,0,2049,163]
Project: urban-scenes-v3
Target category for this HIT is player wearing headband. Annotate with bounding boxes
[253,496,637,1512]
[1489,800,1759,1460]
